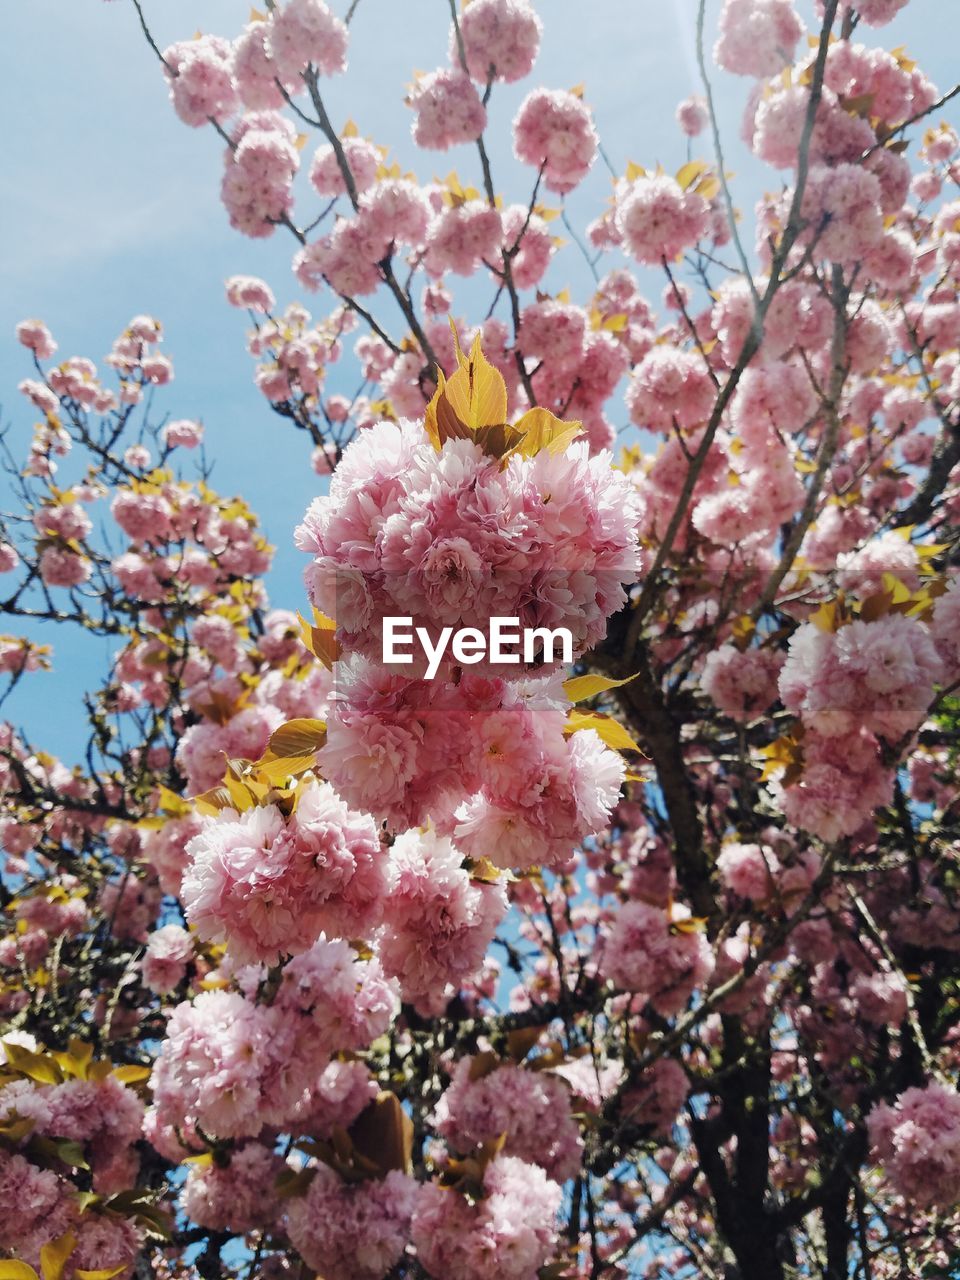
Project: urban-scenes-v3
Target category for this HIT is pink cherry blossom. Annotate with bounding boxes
[513,88,598,194]
[454,0,542,84]
[408,69,487,150]
[266,0,348,80]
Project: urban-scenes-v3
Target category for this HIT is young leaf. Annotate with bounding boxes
[51,1139,89,1170]
[111,1064,152,1086]
[730,614,755,651]
[275,1166,317,1199]
[601,312,628,332]
[564,710,642,754]
[350,1091,414,1177]
[2,1042,62,1086]
[506,1025,545,1062]
[40,1232,76,1280]
[880,572,913,605]
[58,1037,93,1080]
[155,785,193,819]
[562,672,638,703]
[859,590,894,624]
[463,856,506,884]
[504,407,583,461]
[0,1265,40,1280]
[670,915,708,935]
[809,599,844,633]
[468,1050,501,1081]
[297,609,341,670]
[0,1114,36,1143]
[424,367,469,450]
[444,329,508,432]
[758,733,804,783]
[261,718,327,762]
[676,159,708,190]
[181,1152,214,1167]
[191,785,233,816]
[222,769,258,814]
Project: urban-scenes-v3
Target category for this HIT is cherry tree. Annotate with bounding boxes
[2,0,960,1277]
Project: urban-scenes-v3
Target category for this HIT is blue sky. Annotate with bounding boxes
[1,0,957,760]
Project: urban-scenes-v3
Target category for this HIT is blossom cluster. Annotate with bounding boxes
[0,1037,146,1276]
[9,0,960,1276]
[321,660,626,870]
[295,417,643,672]
[772,602,944,840]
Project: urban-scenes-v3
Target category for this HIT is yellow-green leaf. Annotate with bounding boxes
[600,312,628,332]
[40,1231,76,1280]
[87,1060,114,1085]
[880,573,912,605]
[0,1264,40,1280]
[564,710,642,754]
[730,614,755,651]
[262,718,327,761]
[155,785,193,819]
[102,1192,172,1242]
[463,856,505,885]
[0,1114,36,1143]
[809,599,844,633]
[670,915,708,935]
[111,1064,151,1086]
[50,1139,89,1170]
[253,754,317,786]
[562,672,638,703]
[222,770,258,814]
[297,609,341,671]
[505,406,582,461]
[53,1037,93,1081]
[757,732,804,783]
[191,785,233,817]
[676,160,708,190]
[444,327,508,431]
[2,1041,62,1086]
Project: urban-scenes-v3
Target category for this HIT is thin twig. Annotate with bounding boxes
[447,0,539,406]
[695,0,759,304]
[129,0,171,70]
[562,203,600,283]
[754,267,850,616]
[861,81,960,158]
